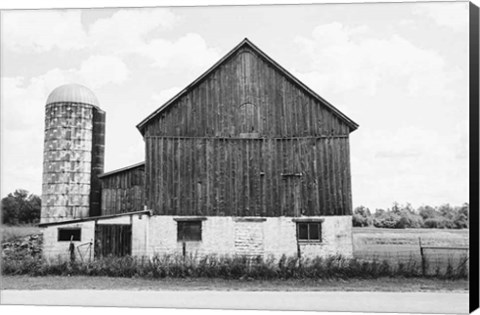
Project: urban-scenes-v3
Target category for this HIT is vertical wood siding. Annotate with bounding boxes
[100,166,145,215]
[94,224,132,257]
[146,137,352,217]
[141,45,354,217]
[143,48,351,138]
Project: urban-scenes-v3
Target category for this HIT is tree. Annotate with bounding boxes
[358,202,469,229]
[395,203,423,228]
[1,189,41,225]
[352,206,372,227]
[453,203,469,229]
[371,203,422,229]
[418,205,437,220]
[373,211,402,228]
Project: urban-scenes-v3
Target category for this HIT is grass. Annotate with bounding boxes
[1,253,468,280]
[1,225,41,243]
[352,227,469,276]
[0,275,468,292]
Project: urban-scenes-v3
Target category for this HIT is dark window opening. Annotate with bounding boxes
[297,222,322,241]
[177,221,202,241]
[58,228,81,241]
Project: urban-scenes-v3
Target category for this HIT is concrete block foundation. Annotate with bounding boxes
[42,214,353,261]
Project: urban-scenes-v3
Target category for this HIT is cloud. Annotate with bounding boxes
[151,86,182,105]
[413,3,469,32]
[2,9,219,85]
[88,9,177,54]
[2,9,219,86]
[1,8,177,54]
[79,55,129,88]
[294,22,459,97]
[351,126,469,209]
[140,33,220,75]
[2,10,87,53]
[1,76,50,196]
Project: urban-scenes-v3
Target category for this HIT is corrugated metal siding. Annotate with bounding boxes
[100,166,145,215]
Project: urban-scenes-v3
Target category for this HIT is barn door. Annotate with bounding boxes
[94,224,132,257]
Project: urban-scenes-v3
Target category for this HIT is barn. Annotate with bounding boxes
[39,38,358,261]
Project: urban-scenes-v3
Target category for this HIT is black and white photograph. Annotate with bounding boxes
[0,0,478,314]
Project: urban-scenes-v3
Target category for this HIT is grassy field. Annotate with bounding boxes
[0,275,468,292]
[1,225,41,243]
[352,227,469,275]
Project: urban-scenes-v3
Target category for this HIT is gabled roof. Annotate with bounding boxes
[98,162,145,179]
[136,38,359,134]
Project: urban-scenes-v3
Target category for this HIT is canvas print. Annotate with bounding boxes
[0,1,476,314]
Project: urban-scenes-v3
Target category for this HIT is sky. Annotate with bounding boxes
[0,2,470,210]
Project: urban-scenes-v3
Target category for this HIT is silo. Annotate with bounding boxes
[41,84,105,223]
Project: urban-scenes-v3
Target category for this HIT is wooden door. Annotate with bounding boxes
[94,224,132,257]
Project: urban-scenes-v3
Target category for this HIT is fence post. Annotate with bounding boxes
[419,237,426,276]
[89,240,93,262]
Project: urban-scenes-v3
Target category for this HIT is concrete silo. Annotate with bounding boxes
[41,84,105,223]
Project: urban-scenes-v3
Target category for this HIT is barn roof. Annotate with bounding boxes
[136,38,358,134]
[98,161,145,179]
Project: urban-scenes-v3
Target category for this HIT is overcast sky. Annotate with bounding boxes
[0,2,470,210]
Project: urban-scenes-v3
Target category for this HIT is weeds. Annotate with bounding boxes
[1,253,468,280]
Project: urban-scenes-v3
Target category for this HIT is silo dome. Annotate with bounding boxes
[46,83,99,107]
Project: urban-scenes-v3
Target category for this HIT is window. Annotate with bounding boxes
[58,228,81,241]
[297,222,322,242]
[177,221,202,241]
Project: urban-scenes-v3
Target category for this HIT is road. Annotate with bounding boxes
[0,290,469,313]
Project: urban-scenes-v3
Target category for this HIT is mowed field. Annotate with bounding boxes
[353,227,469,275]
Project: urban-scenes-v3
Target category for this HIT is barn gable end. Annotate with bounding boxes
[137,38,358,138]
[138,39,357,218]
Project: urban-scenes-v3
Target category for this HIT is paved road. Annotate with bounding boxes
[0,290,469,314]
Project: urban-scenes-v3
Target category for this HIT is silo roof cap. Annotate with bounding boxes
[46,84,99,107]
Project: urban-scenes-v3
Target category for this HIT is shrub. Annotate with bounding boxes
[1,253,468,280]
[352,206,373,227]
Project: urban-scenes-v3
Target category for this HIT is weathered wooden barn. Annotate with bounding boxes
[40,39,358,260]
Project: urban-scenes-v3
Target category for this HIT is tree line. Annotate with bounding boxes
[0,189,470,229]
[353,202,469,229]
